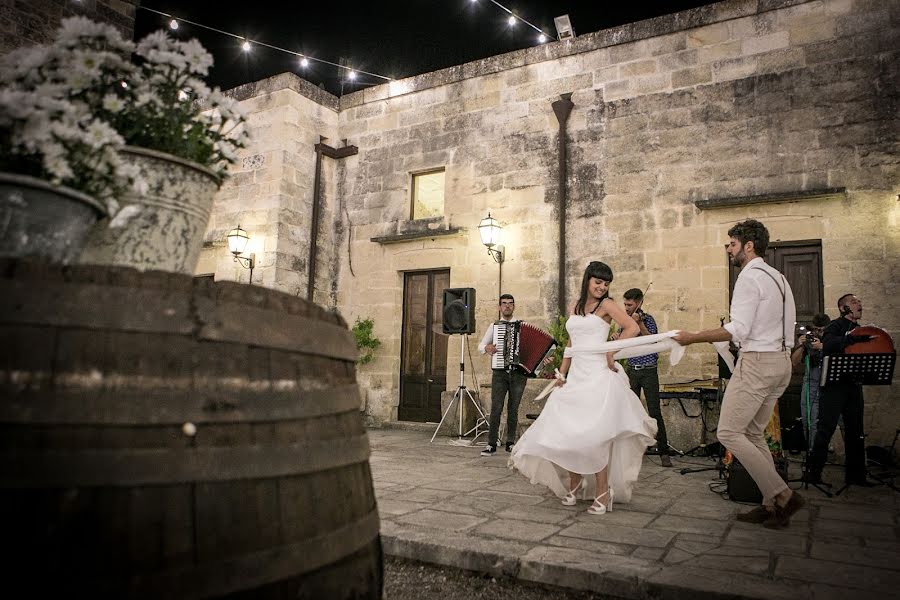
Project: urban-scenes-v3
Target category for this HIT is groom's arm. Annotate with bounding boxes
[673,327,733,346]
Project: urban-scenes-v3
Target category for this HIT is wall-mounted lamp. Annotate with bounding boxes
[478,212,505,263]
[226,225,256,284]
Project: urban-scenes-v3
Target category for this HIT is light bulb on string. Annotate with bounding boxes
[348,70,357,80]
[136,5,394,85]
[508,15,517,26]
[538,33,547,43]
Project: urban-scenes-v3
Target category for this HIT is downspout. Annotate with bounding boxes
[552,93,574,317]
[308,137,359,303]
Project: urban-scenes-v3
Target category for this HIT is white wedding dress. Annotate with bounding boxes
[509,314,658,503]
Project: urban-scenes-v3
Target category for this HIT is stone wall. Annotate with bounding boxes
[197,74,341,296]
[0,0,138,54]
[204,0,899,445]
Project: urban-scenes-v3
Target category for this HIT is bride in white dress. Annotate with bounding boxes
[509,261,658,515]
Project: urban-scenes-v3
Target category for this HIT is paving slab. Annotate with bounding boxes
[370,427,900,599]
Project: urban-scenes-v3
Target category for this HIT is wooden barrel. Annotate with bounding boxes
[0,260,381,599]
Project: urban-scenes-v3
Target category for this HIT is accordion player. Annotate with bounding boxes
[490,321,556,376]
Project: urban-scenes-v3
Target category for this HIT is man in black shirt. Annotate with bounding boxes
[805,294,874,486]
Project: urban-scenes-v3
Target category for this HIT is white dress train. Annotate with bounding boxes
[508,314,658,503]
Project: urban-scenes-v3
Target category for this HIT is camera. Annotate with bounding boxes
[797,325,818,352]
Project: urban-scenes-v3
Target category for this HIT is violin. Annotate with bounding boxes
[845,325,896,354]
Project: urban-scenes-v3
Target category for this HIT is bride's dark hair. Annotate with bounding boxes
[574,261,614,316]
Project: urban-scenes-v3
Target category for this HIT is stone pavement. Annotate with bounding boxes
[369,428,900,600]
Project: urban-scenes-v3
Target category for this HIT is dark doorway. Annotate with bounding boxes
[399,269,450,422]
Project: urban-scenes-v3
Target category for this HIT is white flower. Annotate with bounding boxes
[179,38,213,75]
[101,94,124,113]
[42,143,74,182]
[84,119,123,149]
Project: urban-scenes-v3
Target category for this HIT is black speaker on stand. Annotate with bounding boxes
[432,288,487,442]
[442,288,476,334]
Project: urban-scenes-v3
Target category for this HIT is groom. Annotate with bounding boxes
[674,219,805,529]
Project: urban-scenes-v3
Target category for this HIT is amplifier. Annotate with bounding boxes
[727,457,789,503]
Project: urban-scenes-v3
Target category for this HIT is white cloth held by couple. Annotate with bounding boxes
[534,331,734,402]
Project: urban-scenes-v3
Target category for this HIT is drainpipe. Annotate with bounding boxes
[552,93,574,317]
[308,137,358,302]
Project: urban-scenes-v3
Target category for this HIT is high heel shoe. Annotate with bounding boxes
[587,488,614,515]
[561,479,584,506]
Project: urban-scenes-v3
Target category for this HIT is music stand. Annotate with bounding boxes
[679,378,727,476]
[431,335,489,443]
[787,358,833,497]
[820,352,897,496]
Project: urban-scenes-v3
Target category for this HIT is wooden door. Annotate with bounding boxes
[399,270,450,422]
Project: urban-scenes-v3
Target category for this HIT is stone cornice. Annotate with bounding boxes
[694,187,848,210]
[224,72,340,111]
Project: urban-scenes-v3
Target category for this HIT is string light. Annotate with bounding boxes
[137,6,392,83]
[169,19,178,30]
[481,0,552,41]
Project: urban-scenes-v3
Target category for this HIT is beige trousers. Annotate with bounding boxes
[718,350,792,505]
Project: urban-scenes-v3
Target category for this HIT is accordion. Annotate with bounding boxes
[491,321,556,375]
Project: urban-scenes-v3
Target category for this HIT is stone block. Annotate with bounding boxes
[757,47,806,74]
[620,59,658,77]
[558,522,676,548]
[713,56,760,82]
[659,49,698,71]
[697,40,742,64]
[687,22,731,47]
[475,519,561,542]
[672,64,713,89]
[634,73,672,95]
[649,32,688,56]
[604,79,635,102]
[609,40,650,64]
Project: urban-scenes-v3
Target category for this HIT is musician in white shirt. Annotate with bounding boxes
[478,294,527,456]
[674,219,805,529]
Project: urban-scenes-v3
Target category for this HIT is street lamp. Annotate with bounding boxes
[478,213,504,263]
[226,225,256,284]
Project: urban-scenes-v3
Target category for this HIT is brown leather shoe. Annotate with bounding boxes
[736,505,772,524]
[763,491,806,529]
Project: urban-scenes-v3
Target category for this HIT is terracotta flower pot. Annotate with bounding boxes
[79,146,221,274]
[0,172,107,264]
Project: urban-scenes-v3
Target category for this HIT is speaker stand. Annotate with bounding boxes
[431,335,488,443]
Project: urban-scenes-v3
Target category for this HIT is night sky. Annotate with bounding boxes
[135,0,720,96]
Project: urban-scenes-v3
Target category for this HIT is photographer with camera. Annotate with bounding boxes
[791,314,829,450]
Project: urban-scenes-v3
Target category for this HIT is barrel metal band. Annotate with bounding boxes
[1,384,362,425]
[0,433,371,487]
